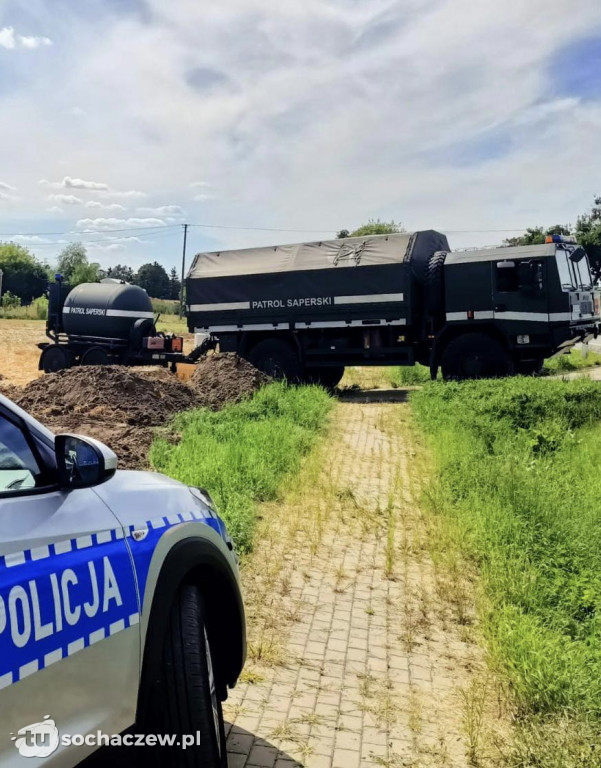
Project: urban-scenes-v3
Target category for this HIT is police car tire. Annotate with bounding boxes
[441,333,513,380]
[158,584,226,767]
[41,345,72,373]
[248,339,302,381]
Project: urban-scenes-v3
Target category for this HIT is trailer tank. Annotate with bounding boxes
[62,282,155,340]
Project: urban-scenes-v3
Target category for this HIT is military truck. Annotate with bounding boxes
[185,231,600,382]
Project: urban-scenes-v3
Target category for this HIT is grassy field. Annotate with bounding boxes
[150,382,333,553]
[411,377,601,764]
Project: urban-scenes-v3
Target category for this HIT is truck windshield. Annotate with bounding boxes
[555,247,593,290]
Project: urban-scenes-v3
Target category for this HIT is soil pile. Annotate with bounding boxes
[189,353,271,410]
[17,366,196,426]
[6,356,270,470]
[13,367,198,471]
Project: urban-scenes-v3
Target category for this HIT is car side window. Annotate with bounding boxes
[0,414,42,494]
[496,260,519,292]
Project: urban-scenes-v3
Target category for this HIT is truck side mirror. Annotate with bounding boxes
[55,434,118,489]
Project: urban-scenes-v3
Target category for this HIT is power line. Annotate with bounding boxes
[0,220,543,239]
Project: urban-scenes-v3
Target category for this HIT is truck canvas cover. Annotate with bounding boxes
[187,230,448,330]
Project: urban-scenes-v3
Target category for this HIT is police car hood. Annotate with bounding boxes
[92,469,216,529]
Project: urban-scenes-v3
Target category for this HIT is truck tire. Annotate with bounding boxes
[424,251,447,318]
[144,584,226,767]
[441,333,513,380]
[80,346,110,366]
[248,339,302,381]
[40,345,72,374]
[303,366,345,389]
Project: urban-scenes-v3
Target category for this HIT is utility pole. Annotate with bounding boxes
[179,223,188,318]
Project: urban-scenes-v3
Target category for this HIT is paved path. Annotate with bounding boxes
[224,402,485,768]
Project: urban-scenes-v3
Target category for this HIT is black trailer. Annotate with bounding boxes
[39,278,187,373]
[186,231,601,382]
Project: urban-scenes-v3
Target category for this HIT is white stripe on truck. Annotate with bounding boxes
[62,307,154,319]
[334,293,404,305]
[188,301,251,312]
[446,310,589,323]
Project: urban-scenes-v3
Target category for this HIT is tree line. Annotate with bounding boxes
[0,241,182,305]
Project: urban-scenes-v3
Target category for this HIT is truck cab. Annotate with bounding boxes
[437,236,600,378]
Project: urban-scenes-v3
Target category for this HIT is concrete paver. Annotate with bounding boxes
[225,401,486,767]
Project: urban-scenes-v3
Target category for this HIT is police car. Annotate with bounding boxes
[0,392,246,767]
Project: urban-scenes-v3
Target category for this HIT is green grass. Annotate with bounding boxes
[150,382,333,553]
[542,347,601,375]
[411,377,601,760]
[389,363,432,386]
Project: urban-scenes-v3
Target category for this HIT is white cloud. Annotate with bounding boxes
[106,190,147,199]
[137,205,185,216]
[64,176,109,191]
[0,27,52,50]
[0,27,16,49]
[0,191,17,201]
[193,194,215,202]
[13,234,52,244]
[20,35,52,49]
[0,181,16,192]
[76,217,166,231]
[48,193,83,205]
[190,181,212,189]
[85,200,127,211]
[46,206,64,213]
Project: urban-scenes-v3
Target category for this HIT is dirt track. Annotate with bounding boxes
[225,401,497,767]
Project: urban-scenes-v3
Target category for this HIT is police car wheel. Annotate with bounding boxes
[441,333,513,380]
[152,584,227,767]
[248,339,301,381]
[41,345,72,373]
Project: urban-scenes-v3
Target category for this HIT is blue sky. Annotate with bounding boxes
[0,0,599,272]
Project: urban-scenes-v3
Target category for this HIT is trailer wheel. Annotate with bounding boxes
[441,333,513,380]
[304,366,345,389]
[40,345,72,374]
[248,339,301,381]
[81,346,110,366]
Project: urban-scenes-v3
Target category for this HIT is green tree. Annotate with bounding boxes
[169,267,181,301]
[504,224,571,247]
[135,261,170,298]
[0,242,48,303]
[106,264,135,283]
[56,242,100,286]
[342,219,405,238]
[575,195,601,254]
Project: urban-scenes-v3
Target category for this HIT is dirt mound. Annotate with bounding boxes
[16,366,196,426]
[189,353,271,409]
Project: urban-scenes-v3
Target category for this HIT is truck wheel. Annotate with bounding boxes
[144,584,226,767]
[304,366,345,389]
[441,333,513,380]
[80,346,110,366]
[248,339,301,381]
[40,346,72,374]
